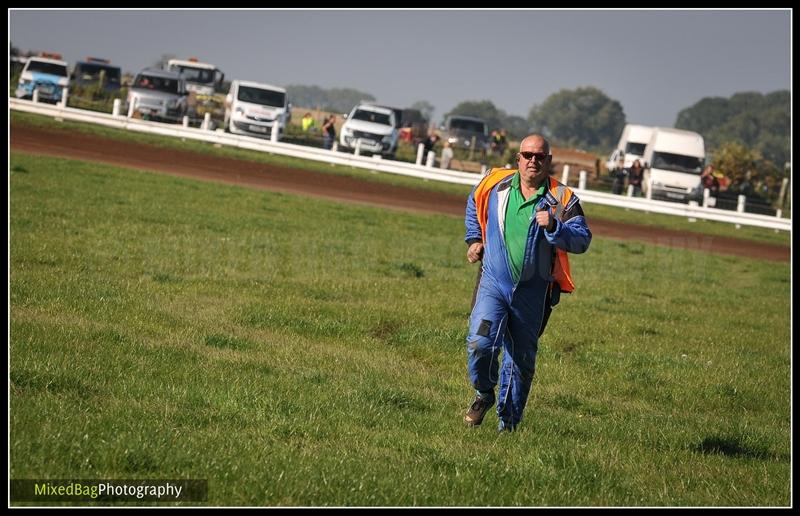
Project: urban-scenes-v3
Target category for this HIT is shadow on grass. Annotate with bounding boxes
[693,434,788,462]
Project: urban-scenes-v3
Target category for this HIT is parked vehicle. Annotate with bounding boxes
[166,57,225,123]
[70,57,122,92]
[642,127,706,201]
[224,80,291,140]
[126,68,188,122]
[15,54,69,103]
[339,103,400,158]
[606,124,653,171]
[441,115,490,152]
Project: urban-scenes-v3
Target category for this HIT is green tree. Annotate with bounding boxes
[443,100,529,140]
[410,100,435,123]
[285,85,376,114]
[675,90,789,167]
[444,100,505,132]
[716,142,788,203]
[527,87,625,153]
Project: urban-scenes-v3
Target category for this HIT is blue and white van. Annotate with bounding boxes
[15,56,70,103]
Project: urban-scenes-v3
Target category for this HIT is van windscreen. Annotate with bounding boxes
[352,110,391,126]
[75,63,121,84]
[134,75,180,94]
[651,152,704,174]
[26,61,68,77]
[237,86,286,107]
[625,142,646,156]
[174,66,215,84]
[449,119,486,134]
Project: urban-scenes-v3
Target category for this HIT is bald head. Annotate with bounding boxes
[519,134,550,155]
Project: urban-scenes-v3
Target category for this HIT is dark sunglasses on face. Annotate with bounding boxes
[519,151,548,161]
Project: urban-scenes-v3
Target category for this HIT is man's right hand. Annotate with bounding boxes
[467,242,484,263]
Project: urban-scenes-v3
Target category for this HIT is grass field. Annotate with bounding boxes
[10,152,791,506]
[11,110,790,247]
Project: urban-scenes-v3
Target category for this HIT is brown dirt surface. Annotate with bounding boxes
[10,122,789,263]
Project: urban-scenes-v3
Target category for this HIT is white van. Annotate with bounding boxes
[606,124,653,171]
[642,127,706,201]
[224,80,291,140]
[339,104,399,158]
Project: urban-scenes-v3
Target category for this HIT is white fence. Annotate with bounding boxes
[10,97,791,232]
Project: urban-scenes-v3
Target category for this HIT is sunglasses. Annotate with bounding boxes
[519,151,548,161]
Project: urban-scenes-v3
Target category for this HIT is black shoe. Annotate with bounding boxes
[464,394,494,426]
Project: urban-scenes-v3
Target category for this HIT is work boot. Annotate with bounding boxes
[464,394,494,426]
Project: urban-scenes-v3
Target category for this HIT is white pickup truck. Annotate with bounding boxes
[339,103,399,159]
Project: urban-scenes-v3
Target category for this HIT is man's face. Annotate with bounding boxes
[517,137,551,185]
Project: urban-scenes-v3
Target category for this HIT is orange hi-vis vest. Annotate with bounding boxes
[473,167,576,293]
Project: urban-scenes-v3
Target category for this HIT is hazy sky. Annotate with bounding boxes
[9,9,792,127]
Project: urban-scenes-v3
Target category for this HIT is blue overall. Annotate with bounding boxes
[465,175,591,430]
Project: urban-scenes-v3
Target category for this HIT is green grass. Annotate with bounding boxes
[11,110,791,247]
[11,110,473,198]
[10,152,790,506]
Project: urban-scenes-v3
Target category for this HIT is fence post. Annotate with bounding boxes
[578,170,587,190]
[60,87,68,108]
[32,88,39,103]
[735,194,746,229]
[561,164,570,185]
[182,116,189,128]
[481,165,488,175]
[777,177,789,209]
[112,99,121,117]
[331,141,338,152]
[702,188,711,207]
[688,200,698,222]
[627,184,633,197]
[354,138,362,156]
[127,97,136,118]
[425,150,435,168]
[645,177,653,200]
[270,122,279,142]
[416,143,425,165]
[202,112,211,131]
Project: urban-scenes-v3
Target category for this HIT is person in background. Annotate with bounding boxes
[700,164,720,196]
[611,156,627,195]
[627,159,644,197]
[441,140,454,170]
[322,114,337,150]
[421,133,440,164]
[301,112,316,133]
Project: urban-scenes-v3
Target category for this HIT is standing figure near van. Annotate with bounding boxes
[322,115,337,150]
[627,159,644,197]
[462,134,592,432]
[611,156,627,195]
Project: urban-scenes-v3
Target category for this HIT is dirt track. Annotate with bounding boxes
[10,123,790,263]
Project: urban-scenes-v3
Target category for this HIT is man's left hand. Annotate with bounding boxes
[535,209,555,232]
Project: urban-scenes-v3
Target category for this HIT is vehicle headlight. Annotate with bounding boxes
[235,107,244,116]
[381,135,392,143]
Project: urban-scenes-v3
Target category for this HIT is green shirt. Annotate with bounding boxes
[504,172,546,283]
